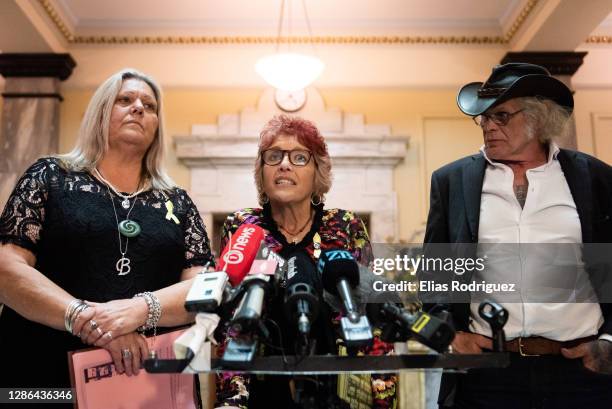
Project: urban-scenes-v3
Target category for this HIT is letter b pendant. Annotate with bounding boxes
[116,256,131,276]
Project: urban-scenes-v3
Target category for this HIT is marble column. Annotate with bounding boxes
[501,51,588,150]
[0,53,76,209]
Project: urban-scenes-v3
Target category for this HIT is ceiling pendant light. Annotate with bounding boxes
[255,0,324,92]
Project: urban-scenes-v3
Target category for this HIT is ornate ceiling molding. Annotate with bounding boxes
[59,35,509,45]
[501,0,538,42]
[38,0,543,46]
[39,0,75,42]
[586,35,612,44]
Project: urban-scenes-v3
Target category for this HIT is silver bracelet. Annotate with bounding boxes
[64,299,81,332]
[133,292,161,333]
[69,303,89,335]
[64,299,88,334]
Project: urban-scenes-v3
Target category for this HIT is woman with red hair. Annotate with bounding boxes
[214,115,397,409]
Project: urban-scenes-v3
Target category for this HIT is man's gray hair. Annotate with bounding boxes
[517,96,572,144]
[57,68,175,191]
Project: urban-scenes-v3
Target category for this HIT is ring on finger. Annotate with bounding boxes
[104,331,113,341]
[89,320,98,330]
[96,327,103,337]
[121,348,132,359]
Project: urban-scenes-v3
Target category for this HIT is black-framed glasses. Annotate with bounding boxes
[473,109,524,127]
[261,149,312,166]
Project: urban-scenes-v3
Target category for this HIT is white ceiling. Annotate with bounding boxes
[50,0,612,38]
[56,0,516,35]
[1,0,611,89]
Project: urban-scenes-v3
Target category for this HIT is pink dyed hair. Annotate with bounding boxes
[254,115,332,205]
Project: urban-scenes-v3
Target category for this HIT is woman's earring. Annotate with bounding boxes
[311,194,322,206]
[261,193,270,204]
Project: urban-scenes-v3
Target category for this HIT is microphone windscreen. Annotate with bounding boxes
[317,249,360,295]
[248,242,280,277]
[286,251,321,291]
[218,224,265,286]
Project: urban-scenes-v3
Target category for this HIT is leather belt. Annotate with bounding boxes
[505,335,596,356]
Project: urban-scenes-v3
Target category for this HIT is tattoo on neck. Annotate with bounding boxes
[514,184,528,208]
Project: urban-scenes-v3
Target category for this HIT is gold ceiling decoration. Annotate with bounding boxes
[586,36,612,44]
[61,35,509,45]
[502,0,538,42]
[38,0,544,46]
[39,0,74,42]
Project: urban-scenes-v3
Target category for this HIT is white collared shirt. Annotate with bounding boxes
[469,143,605,341]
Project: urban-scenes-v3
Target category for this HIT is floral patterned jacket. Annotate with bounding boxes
[214,205,397,409]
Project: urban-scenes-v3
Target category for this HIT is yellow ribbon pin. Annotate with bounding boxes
[313,232,321,259]
[165,200,180,224]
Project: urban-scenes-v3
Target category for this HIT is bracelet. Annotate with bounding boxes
[133,292,161,334]
[64,299,88,334]
[64,299,81,332]
[68,303,88,335]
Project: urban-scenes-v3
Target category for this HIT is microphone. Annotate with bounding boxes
[229,242,281,335]
[218,224,265,286]
[317,250,361,322]
[317,249,373,348]
[284,252,321,337]
[222,244,286,367]
[368,301,455,352]
[184,270,229,312]
[386,304,454,353]
[183,224,264,312]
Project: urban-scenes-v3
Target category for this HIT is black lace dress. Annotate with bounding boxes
[0,157,214,388]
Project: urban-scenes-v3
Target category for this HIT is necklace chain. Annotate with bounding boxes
[93,168,146,200]
[94,168,141,275]
[108,188,138,275]
[109,187,138,254]
[277,210,314,244]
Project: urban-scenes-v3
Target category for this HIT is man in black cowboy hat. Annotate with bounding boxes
[424,63,612,409]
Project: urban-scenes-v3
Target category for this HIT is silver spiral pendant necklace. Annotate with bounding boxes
[110,193,138,275]
[94,168,144,275]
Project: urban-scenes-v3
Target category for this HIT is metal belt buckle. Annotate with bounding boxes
[518,337,540,357]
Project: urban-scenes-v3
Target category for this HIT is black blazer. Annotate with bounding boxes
[423,148,612,406]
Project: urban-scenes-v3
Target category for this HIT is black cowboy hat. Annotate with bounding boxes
[457,63,574,116]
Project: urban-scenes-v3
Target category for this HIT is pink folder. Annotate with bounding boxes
[69,329,197,409]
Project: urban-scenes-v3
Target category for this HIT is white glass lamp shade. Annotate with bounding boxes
[255,52,324,92]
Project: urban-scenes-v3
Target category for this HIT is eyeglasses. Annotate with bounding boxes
[261,149,312,166]
[473,109,524,127]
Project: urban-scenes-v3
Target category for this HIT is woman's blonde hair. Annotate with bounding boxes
[57,68,175,190]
